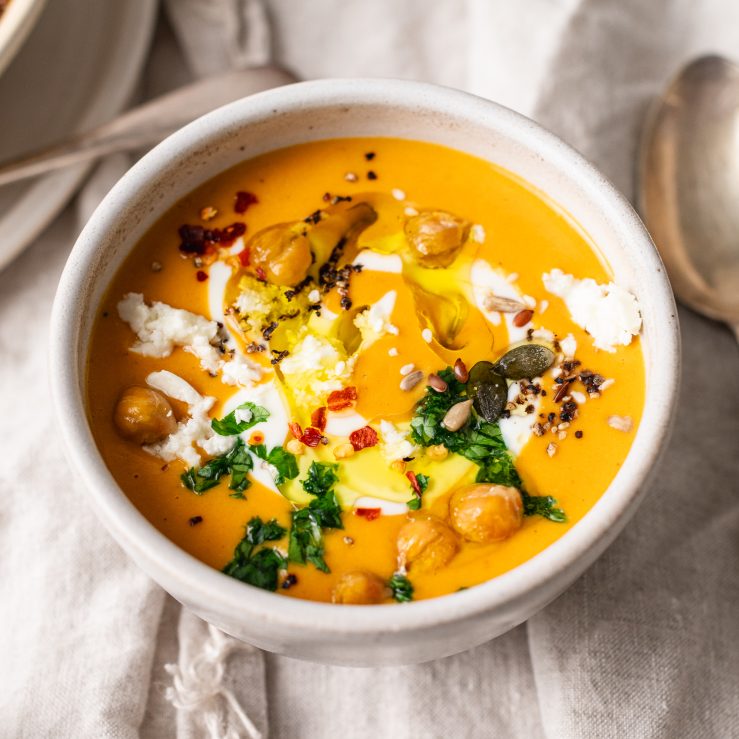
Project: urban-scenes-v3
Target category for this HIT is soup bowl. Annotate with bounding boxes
[50,79,679,666]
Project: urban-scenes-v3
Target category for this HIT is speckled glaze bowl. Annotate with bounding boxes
[50,79,679,666]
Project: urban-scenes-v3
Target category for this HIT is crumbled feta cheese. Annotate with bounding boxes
[234,406,253,424]
[560,333,577,359]
[221,355,262,386]
[281,333,341,374]
[279,331,354,408]
[118,293,262,385]
[117,292,220,371]
[471,224,486,243]
[233,283,274,319]
[379,420,417,462]
[352,250,403,274]
[354,291,399,344]
[421,328,433,343]
[391,188,406,201]
[543,269,642,352]
[142,371,235,467]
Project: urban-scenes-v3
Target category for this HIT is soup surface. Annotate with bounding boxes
[87,138,645,604]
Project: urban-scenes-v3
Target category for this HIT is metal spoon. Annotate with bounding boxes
[639,54,739,339]
[0,65,297,187]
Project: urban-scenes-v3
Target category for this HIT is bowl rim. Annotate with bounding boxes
[50,78,680,634]
[0,0,47,78]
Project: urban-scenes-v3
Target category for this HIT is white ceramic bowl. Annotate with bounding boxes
[0,0,46,78]
[50,79,679,666]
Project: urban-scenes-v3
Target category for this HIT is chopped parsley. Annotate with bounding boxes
[211,401,269,436]
[389,573,414,602]
[180,439,298,496]
[181,438,254,494]
[222,516,287,591]
[251,444,300,485]
[406,471,430,511]
[288,462,343,572]
[410,367,567,523]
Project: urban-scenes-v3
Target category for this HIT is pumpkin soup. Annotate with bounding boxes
[87,138,645,604]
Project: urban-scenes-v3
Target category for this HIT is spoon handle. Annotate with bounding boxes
[0,66,296,188]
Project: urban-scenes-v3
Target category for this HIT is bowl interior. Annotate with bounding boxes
[51,80,679,646]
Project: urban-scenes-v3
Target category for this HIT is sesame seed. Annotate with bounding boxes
[344,172,358,182]
[388,347,399,356]
[391,188,406,201]
[308,289,320,303]
[506,272,519,283]
[422,328,433,343]
[539,299,549,313]
[471,224,486,243]
[400,363,415,376]
[546,443,557,457]
[404,206,419,217]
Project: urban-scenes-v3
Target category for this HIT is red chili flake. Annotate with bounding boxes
[288,421,303,440]
[196,270,208,282]
[238,248,250,267]
[311,406,327,432]
[218,222,246,245]
[355,507,381,521]
[249,431,265,445]
[255,266,267,282]
[327,386,358,412]
[234,191,258,214]
[406,470,422,496]
[300,427,323,447]
[349,425,379,451]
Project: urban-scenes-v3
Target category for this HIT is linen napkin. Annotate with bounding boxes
[0,1,737,737]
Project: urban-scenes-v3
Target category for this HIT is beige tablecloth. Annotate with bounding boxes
[1,1,738,737]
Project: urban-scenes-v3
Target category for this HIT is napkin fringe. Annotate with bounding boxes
[164,625,262,739]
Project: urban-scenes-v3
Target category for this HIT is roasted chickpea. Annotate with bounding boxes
[449,483,523,543]
[332,571,389,604]
[114,386,177,444]
[404,210,471,268]
[396,514,458,573]
[249,223,313,286]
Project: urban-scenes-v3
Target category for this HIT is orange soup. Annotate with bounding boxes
[87,138,645,604]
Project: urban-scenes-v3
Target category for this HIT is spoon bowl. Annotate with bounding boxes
[639,54,739,336]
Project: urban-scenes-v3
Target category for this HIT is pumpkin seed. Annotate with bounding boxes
[493,344,555,380]
[467,361,508,422]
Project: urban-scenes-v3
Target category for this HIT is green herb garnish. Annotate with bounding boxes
[252,444,299,485]
[211,402,269,436]
[521,491,567,522]
[222,516,287,591]
[181,438,254,494]
[406,471,430,511]
[410,367,567,522]
[389,573,414,602]
[181,439,297,496]
[288,462,343,572]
